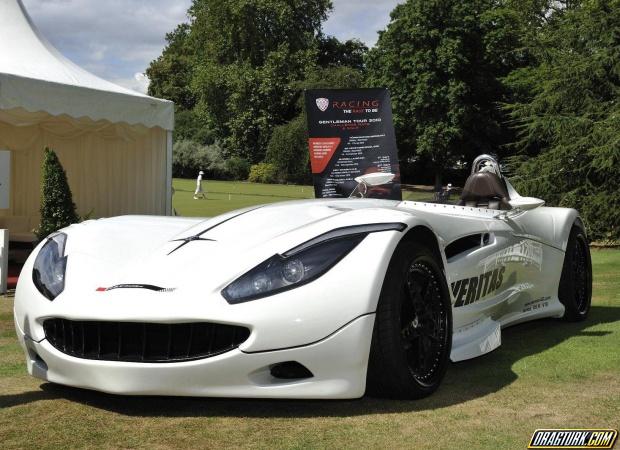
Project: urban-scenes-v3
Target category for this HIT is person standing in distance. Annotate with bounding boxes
[193,170,206,199]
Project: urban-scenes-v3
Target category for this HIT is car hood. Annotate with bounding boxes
[60,199,403,293]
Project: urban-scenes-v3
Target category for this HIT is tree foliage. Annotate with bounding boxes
[366,0,525,187]
[38,148,79,239]
[147,23,196,111]
[188,0,333,162]
[316,35,368,71]
[265,115,310,184]
[505,0,620,240]
[146,0,367,171]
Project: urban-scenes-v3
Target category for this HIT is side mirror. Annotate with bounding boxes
[354,172,395,187]
[508,196,545,211]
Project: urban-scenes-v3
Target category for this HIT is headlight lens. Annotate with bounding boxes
[222,234,366,304]
[32,233,68,301]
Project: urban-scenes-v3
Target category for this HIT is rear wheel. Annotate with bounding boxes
[559,225,592,322]
[366,240,452,399]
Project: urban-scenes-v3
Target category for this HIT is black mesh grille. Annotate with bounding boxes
[43,319,250,363]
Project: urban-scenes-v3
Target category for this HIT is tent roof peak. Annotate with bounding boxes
[0,0,173,130]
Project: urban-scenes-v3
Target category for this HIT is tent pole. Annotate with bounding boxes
[0,230,7,294]
[165,130,173,216]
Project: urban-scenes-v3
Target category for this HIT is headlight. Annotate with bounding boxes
[32,233,68,301]
[222,223,406,304]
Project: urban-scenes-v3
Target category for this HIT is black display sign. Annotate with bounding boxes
[305,88,401,200]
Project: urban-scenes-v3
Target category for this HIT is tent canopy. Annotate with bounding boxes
[0,0,173,130]
[0,0,174,244]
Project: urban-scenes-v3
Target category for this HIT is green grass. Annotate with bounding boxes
[1,249,618,449]
[172,178,432,217]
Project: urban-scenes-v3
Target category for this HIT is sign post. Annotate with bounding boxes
[305,88,401,200]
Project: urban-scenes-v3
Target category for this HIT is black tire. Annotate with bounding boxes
[558,225,592,322]
[366,240,452,399]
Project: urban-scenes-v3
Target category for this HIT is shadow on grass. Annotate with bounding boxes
[2,306,618,417]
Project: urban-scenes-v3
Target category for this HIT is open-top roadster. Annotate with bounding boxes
[14,155,591,399]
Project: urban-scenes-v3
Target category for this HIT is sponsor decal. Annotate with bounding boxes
[523,296,550,313]
[451,266,507,307]
[528,429,618,449]
[480,239,543,272]
[316,97,329,112]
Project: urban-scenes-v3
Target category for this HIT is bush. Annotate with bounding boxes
[265,115,312,184]
[172,140,199,178]
[225,157,251,181]
[172,140,230,179]
[248,163,277,184]
[38,148,79,239]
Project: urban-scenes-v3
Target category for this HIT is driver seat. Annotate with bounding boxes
[458,171,511,210]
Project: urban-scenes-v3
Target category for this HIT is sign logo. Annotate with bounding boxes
[315,98,329,112]
[528,429,618,449]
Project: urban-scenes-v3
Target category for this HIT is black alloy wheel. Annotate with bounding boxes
[367,239,452,399]
[559,225,592,322]
[401,261,449,386]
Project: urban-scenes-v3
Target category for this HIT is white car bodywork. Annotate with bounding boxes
[14,183,580,399]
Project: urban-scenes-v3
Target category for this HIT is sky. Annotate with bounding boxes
[21,0,401,94]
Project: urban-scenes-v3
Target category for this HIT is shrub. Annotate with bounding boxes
[38,148,79,239]
[265,115,312,184]
[172,140,230,179]
[248,163,277,184]
[225,157,251,181]
[172,140,199,178]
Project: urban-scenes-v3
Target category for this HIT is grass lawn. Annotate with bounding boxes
[172,178,432,217]
[1,249,618,449]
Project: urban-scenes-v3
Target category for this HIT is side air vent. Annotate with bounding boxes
[445,233,490,260]
[270,361,314,379]
[43,319,250,363]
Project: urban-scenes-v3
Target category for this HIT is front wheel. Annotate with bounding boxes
[366,240,452,399]
[558,225,592,322]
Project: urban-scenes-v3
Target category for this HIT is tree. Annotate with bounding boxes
[147,23,196,111]
[504,0,620,241]
[189,0,333,162]
[316,35,368,71]
[366,0,522,189]
[147,0,369,167]
[265,115,310,184]
[146,23,218,145]
[38,148,79,239]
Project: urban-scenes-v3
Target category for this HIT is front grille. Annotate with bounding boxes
[43,319,250,363]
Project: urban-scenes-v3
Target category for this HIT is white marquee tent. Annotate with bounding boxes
[0,0,174,243]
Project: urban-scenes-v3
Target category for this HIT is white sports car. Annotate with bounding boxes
[14,155,592,399]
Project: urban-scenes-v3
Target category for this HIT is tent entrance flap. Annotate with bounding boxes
[0,150,9,210]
